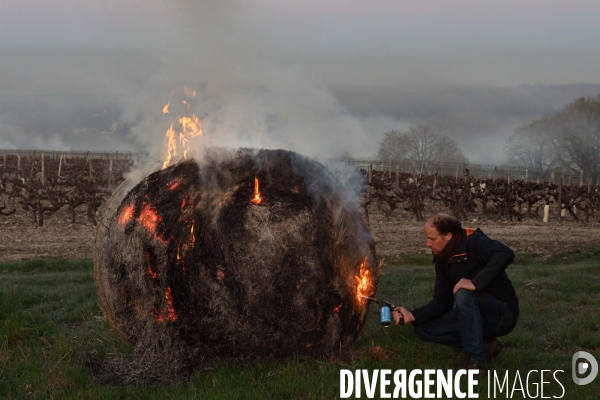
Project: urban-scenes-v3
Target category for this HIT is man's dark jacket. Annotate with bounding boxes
[411,228,519,326]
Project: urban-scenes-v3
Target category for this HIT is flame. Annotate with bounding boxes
[189,220,195,248]
[118,204,135,226]
[250,176,262,204]
[354,257,373,305]
[217,266,225,281]
[162,124,177,169]
[161,88,203,169]
[333,303,343,313]
[183,87,196,98]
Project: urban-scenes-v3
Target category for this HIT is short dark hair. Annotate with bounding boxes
[428,214,462,235]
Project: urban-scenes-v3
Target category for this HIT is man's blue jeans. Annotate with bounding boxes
[413,289,518,365]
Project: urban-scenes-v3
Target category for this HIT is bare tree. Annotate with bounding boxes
[549,96,600,182]
[376,130,407,161]
[505,118,555,175]
[377,126,467,165]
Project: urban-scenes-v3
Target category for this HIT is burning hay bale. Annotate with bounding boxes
[92,148,378,384]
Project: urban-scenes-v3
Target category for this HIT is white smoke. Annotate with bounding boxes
[128,0,369,171]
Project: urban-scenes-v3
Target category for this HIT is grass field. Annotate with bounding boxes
[1,250,599,399]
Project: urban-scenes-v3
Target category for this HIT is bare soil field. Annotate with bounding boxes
[1,204,599,263]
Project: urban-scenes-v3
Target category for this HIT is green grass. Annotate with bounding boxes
[1,254,599,399]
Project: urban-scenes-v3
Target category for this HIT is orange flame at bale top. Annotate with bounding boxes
[161,87,203,169]
[355,256,374,305]
[250,176,262,204]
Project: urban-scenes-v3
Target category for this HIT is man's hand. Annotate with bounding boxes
[392,307,415,325]
[453,278,476,294]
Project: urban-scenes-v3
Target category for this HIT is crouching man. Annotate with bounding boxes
[392,213,519,377]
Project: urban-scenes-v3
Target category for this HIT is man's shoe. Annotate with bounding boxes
[454,357,486,379]
[484,338,504,361]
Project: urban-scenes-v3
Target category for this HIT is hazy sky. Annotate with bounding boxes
[1,0,599,164]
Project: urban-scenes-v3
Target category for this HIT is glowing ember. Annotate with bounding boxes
[250,176,262,204]
[118,204,135,227]
[162,103,170,114]
[354,257,373,305]
[146,252,157,279]
[164,286,177,322]
[333,303,343,313]
[217,267,225,281]
[151,287,178,323]
[138,203,165,243]
[166,178,182,191]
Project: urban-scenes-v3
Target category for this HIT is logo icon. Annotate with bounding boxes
[572,351,598,385]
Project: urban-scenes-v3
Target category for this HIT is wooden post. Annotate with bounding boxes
[41,151,45,185]
[89,158,93,182]
[507,173,510,184]
[388,158,392,179]
[455,165,459,182]
[558,177,563,222]
[433,165,439,194]
[17,153,21,170]
[395,165,399,189]
[525,168,528,183]
[550,171,555,184]
[579,170,584,187]
[588,175,592,194]
[368,160,372,185]
[2,151,5,170]
[58,154,62,177]
[543,205,549,223]
[493,167,497,183]
[108,159,113,190]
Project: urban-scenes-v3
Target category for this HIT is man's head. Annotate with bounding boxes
[424,214,462,256]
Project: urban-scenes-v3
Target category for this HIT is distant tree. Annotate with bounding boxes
[548,96,600,182]
[376,126,467,165]
[505,118,555,175]
[508,96,600,181]
[376,130,407,161]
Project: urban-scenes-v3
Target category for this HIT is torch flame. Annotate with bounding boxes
[250,176,262,204]
[355,257,373,305]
